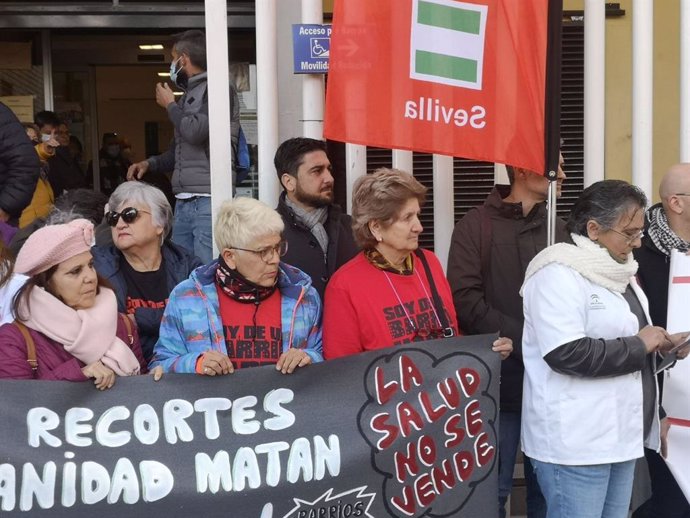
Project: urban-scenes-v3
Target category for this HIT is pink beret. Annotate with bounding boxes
[15,219,96,276]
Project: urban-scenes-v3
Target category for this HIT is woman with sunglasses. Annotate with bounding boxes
[323,168,512,359]
[150,196,322,375]
[0,219,147,387]
[92,182,202,363]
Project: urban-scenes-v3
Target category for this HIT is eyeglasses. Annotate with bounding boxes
[674,193,690,196]
[229,240,288,263]
[608,227,644,245]
[105,207,150,227]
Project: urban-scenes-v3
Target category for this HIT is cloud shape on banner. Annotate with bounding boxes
[357,348,497,518]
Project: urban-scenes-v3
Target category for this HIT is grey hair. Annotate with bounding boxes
[172,30,206,70]
[214,197,284,251]
[108,182,173,240]
[45,209,87,225]
[567,180,648,236]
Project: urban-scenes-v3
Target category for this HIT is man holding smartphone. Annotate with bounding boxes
[34,111,86,197]
[635,163,690,518]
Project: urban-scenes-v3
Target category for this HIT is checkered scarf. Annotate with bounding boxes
[215,256,277,303]
[647,204,690,256]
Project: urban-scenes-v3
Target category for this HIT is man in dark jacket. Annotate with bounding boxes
[34,111,86,196]
[0,102,40,224]
[634,163,690,518]
[274,137,358,300]
[447,156,567,518]
[87,132,130,195]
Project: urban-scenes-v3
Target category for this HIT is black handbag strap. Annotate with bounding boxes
[414,249,454,337]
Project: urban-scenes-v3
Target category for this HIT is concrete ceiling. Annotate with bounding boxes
[51,31,256,68]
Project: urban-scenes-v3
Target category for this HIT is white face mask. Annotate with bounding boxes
[169,56,185,87]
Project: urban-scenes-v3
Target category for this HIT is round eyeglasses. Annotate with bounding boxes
[229,240,288,263]
[608,227,644,245]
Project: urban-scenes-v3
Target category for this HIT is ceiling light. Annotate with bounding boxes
[157,72,170,77]
[173,92,184,96]
[139,44,164,50]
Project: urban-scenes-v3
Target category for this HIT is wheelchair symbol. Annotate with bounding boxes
[310,38,330,58]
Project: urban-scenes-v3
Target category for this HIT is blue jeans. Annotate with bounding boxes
[172,196,213,264]
[499,411,546,518]
[531,458,636,518]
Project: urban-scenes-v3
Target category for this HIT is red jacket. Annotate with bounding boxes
[323,250,459,359]
[0,315,147,381]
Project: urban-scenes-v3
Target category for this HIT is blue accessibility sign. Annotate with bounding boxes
[292,24,332,74]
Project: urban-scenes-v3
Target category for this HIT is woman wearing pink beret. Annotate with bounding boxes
[0,219,148,389]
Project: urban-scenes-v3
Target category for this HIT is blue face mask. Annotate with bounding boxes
[169,56,185,88]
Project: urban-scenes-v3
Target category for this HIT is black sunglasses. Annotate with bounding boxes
[105,207,150,227]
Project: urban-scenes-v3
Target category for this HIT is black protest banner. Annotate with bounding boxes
[0,335,499,517]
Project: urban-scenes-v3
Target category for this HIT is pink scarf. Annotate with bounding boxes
[21,287,140,376]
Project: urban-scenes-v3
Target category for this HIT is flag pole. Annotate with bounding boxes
[545,0,563,246]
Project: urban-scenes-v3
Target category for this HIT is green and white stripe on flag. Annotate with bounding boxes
[410,0,488,90]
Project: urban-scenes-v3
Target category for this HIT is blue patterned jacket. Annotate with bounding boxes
[150,260,323,373]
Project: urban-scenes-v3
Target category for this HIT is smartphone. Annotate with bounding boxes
[668,336,690,355]
[655,336,690,374]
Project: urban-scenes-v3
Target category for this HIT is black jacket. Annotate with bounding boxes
[47,146,86,197]
[92,240,203,363]
[277,192,359,300]
[447,185,569,412]
[634,210,670,328]
[0,102,39,218]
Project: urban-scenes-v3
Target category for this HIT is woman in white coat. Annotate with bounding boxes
[521,180,688,518]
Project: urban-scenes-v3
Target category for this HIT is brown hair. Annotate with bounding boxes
[0,243,15,292]
[351,168,427,249]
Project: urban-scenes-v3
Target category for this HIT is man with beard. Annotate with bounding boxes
[274,138,358,300]
[633,163,690,518]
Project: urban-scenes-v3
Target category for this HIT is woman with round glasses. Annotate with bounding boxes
[520,180,688,518]
[323,168,512,360]
[92,182,202,363]
[151,196,322,375]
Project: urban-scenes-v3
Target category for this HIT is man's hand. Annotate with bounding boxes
[0,208,10,223]
[40,136,59,156]
[492,337,513,360]
[126,160,150,181]
[198,350,234,376]
[276,348,312,374]
[155,82,176,109]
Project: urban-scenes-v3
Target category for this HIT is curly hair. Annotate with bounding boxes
[351,168,426,249]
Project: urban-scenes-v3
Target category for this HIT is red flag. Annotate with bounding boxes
[324,0,560,175]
